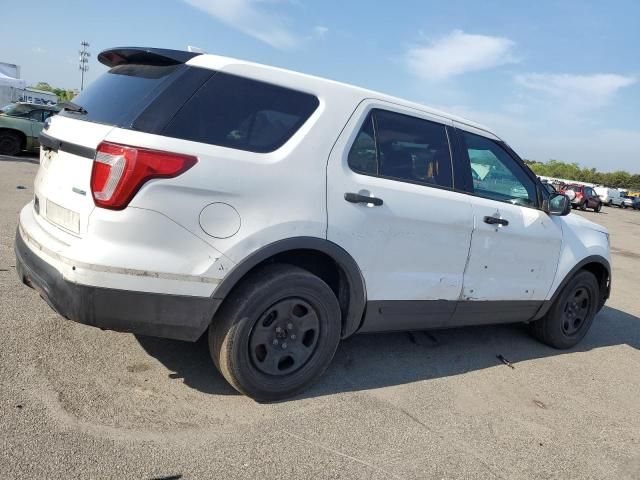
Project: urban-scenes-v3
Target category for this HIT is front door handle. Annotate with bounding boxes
[344,192,383,206]
[483,215,509,226]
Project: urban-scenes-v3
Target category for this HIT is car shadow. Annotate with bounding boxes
[135,306,639,400]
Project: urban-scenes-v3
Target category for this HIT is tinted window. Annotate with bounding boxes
[348,110,453,189]
[163,73,319,153]
[348,114,377,175]
[61,64,183,126]
[461,131,537,207]
[28,109,44,122]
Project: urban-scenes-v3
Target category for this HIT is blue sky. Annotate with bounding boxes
[2,0,638,171]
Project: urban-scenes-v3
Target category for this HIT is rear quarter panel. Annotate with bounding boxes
[106,73,364,273]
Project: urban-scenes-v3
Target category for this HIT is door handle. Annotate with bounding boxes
[483,215,509,226]
[344,192,383,206]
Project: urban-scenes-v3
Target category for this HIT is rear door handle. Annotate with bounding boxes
[483,215,509,226]
[344,192,383,206]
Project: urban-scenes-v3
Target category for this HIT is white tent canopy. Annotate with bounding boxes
[0,72,26,89]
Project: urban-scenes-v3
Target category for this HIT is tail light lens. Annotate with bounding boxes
[91,142,197,210]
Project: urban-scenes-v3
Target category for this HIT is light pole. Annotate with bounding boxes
[79,41,90,91]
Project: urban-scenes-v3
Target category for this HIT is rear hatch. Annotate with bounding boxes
[34,48,211,237]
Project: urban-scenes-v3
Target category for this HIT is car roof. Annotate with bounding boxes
[187,53,501,140]
[13,102,60,111]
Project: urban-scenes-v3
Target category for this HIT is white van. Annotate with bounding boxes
[15,47,611,400]
[595,187,623,207]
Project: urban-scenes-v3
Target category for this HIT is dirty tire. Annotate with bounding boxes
[530,270,599,349]
[209,264,341,401]
[0,131,21,156]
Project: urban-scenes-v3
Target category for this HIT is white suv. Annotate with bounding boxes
[15,47,611,401]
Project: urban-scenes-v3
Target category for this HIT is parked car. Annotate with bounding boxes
[15,47,611,401]
[622,196,640,210]
[0,102,60,155]
[594,186,624,207]
[561,184,603,212]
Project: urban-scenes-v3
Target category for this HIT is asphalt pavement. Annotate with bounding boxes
[1,157,638,479]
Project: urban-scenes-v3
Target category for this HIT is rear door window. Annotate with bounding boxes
[348,109,453,189]
[163,73,319,153]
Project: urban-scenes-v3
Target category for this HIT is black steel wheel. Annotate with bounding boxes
[0,131,21,156]
[560,286,591,336]
[209,264,341,401]
[248,298,321,376]
[530,270,599,349]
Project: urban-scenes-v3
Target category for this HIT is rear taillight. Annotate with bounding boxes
[91,142,197,210]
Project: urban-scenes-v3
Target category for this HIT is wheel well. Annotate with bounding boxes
[581,262,610,309]
[258,249,351,333]
[215,246,363,339]
[0,128,27,149]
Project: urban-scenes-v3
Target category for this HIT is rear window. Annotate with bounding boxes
[60,64,183,126]
[162,73,319,153]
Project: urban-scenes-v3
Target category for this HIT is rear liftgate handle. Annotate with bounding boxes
[344,192,383,206]
[483,215,509,226]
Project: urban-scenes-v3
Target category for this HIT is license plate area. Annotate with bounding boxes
[46,199,80,234]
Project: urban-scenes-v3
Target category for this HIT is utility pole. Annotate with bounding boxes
[79,41,90,91]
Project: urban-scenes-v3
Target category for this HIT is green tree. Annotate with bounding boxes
[526,159,640,191]
[30,83,77,102]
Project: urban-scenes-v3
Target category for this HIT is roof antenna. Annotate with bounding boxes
[187,45,206,53]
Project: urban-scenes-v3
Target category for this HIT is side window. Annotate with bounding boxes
[348,114,377,175]
[163,72,319,153]
[461,131,537,207]
[347,109,453,189]
[28,110,44,122]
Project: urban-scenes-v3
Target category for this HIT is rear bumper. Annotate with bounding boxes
[15,229,220,341]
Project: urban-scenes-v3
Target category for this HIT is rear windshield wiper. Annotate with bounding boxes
[59,101,88,115]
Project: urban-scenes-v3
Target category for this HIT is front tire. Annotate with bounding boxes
[0,131,21,156]
[530,271,599,349]
[594,202,602,213]
[209,264,341,401]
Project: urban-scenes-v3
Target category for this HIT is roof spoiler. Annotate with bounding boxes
[98,47,202,68]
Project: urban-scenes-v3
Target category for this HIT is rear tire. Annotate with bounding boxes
[209,264,341,401]
[579,201,587,211]
[0,131,21,156]
[529,271,599,349]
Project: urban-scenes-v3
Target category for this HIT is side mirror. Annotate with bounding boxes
[543,192,571,216]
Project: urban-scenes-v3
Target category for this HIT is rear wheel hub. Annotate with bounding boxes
[249,298,320,376]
